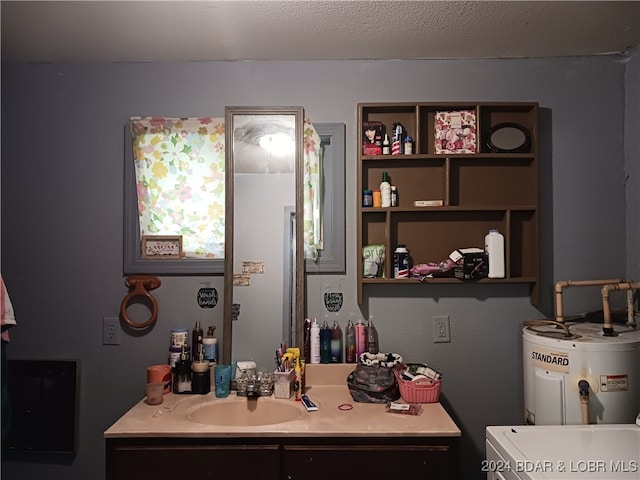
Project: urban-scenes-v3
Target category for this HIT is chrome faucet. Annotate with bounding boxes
[237,373,273,398]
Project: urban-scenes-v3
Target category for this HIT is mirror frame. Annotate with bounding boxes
[223,106,305,364]
[485,122,531,153]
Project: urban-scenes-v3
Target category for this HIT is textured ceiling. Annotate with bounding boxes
[2,1,639,63]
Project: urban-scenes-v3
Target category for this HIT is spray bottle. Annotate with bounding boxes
[345,319,356,363]
[320,320,331,364]
[355,319,367,361]
[330,319,343,363]
[310,318,321,364]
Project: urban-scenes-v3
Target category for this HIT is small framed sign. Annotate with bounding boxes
[141,235,183,259]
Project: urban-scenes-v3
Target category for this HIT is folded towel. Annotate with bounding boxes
[1,275,17,342]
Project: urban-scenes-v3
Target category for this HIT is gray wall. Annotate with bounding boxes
[2,53,638,479]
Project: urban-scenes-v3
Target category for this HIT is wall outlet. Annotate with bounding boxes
[433,315,451,343]
[103,316,121,345]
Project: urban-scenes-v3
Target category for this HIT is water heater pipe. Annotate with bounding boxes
[554,279,623,324]
[578,379,590,425]
[601,281,640,336]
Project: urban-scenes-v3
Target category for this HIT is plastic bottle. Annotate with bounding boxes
[367,319,379,354]
[380,172,391,207]
[320,320,331,364]
[404,135,413,155]
[390,185,398,207]
[355,319,367,360]
[345,320,356,363]
[393,244,410,278]
[192,321,203,359]
[191,345,210,395]
[382,134,390,155]
[310,319,321,364]
[173,345,192,393]
[391,122,404,155]
[372,189,382,208]
[485,228,505,278]
[303,318,312,364]
[330,320,343,363]
[202,326,218,364]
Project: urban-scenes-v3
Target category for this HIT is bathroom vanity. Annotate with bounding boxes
[105,365,461,479]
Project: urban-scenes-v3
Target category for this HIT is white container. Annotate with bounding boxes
[310,319,321,364]
[484,229,505,278]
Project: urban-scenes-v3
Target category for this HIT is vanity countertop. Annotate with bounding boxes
[104,364,461,439]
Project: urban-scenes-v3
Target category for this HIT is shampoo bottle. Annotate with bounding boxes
[330,320,343,363]
[320,320,331,364]
[310,318,321,364]
[345,319,356,363]
[367,319,379,354]
[380,172,391,207]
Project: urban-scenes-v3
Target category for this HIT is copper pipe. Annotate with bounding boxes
[554,279,623,324]
[601,281,640,335]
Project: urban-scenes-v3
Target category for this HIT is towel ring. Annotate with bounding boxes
[120,275,161,329]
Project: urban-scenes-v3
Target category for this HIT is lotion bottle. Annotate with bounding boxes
[310,318,321,364]
[380,172,391,207]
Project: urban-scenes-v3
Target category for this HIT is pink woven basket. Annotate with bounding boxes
[394,366,442,403]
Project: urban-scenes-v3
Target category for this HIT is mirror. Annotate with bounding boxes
[223,107,305,368]
[486,122,531,153]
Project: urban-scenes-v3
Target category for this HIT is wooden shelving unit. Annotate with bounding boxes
[357,102,540,305]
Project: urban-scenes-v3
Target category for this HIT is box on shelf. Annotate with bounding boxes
[434,110,477,154]
[450,248,488,280]
[362,121,385,155]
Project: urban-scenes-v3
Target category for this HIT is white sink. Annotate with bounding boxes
[174,395,304,426]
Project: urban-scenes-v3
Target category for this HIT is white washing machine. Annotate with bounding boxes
[485,414,640,479]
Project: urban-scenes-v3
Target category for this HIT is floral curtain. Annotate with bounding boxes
[303,120,322,261]
[129,117,226,259]
[130,116,320,262]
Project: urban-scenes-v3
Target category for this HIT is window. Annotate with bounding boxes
[124,119,345,275]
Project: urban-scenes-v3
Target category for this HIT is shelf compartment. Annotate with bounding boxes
[508,210,538,278]
[418,104,479,155]
[479,104,538,154]
[362,158,446,208]
[390,211,506,272]
[449,157,537,207]
[359,104,419,154]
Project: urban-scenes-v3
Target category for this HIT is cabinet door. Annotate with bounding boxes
[282,444,453,480]
[107,443,280,480]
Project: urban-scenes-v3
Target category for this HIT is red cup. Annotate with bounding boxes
[147,364,172,394]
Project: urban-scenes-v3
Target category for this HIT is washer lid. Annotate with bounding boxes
[486,424,640,479]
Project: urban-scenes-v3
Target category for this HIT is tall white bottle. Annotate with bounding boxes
[380,172,391,207]
[485,229,505,278]
[310,318,321,364]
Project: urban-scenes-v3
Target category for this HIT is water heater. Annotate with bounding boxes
[523,322,640,425]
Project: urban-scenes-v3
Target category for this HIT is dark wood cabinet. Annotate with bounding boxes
[357,102,540,304]
[106,436,459,480]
